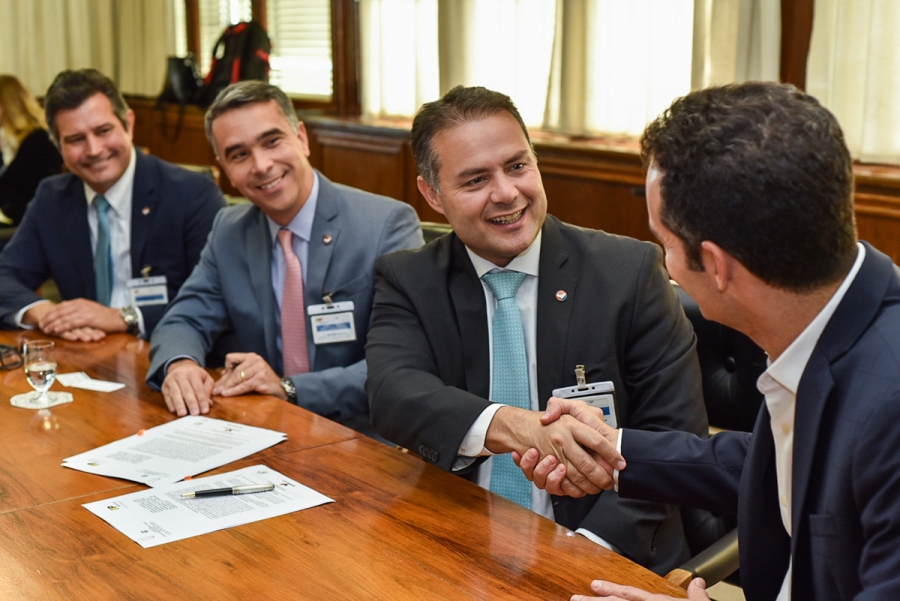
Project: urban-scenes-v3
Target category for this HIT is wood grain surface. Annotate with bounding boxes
[0,332,685,600]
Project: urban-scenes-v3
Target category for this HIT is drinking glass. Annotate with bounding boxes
[22,340,58,409]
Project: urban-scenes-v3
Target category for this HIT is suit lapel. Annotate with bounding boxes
[129,152,159,276]
[60,178,96,298]
[245,209,279,371]
[791,243,894,549]
[306,173,341,369]
[535,217,578,408]
[448,236,491,399]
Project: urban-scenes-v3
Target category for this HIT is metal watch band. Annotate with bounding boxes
[279,377,298,401]
[120,306,140,335]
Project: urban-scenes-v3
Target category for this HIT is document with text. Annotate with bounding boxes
[62,416,287,486]
[83,465,333,548]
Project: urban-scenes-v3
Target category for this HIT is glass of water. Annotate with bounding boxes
[23,340,58,409]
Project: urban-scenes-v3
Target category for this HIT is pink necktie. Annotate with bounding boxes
[278,229,310,375]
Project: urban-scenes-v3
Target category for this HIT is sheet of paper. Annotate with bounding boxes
[83,465,333,548]
[62,416,286,486]
[57,371,126,392]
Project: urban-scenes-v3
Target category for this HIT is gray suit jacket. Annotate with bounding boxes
[366,216,708,573]
[148,172,423,429]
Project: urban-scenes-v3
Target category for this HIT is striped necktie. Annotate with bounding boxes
[482,270,532,509]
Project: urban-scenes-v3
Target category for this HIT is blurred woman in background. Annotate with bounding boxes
[0,75,63,227]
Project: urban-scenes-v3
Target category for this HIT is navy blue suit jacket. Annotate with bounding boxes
[619,243,900,601]
[0,151,225,334]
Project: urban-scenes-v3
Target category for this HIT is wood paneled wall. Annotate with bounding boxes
[129,100,900,264]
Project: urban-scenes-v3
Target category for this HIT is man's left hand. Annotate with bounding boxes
[39,299,127,335]
[212,352,287,400]
[572,578,709,601]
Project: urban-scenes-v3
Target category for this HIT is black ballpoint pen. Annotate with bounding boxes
[181,483,275,498]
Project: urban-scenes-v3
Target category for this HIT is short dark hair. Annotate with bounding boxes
[44,69,130,143]
[411,86,533,192]
[204,81,299,155]
[641,82,857,292]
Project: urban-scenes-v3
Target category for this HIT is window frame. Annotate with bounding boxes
[183,0,360,115]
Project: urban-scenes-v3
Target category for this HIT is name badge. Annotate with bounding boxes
[127,275,169,307]
[307,301,356,344]
[551,381,618,428]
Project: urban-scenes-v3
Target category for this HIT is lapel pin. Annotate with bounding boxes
[141,207,150,215]
[323,235,333,245]
[556,290,568,302]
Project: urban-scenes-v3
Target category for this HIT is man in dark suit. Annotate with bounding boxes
[147,82,422,433]
[0,69,224,341]
[522,83,900,601]
[365,86,707,573]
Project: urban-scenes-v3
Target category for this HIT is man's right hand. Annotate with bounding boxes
[485,402,624,498]
[23,303,107,341]
[514,397,622,496]
[161,359,215,416]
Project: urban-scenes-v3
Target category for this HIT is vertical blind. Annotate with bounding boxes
[266,0,334,98]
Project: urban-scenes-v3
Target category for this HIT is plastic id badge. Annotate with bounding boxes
[551,381,618,428]
[307,301,356,344]
[127,276,168,307]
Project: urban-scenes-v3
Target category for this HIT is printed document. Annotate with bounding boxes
[63,416,286,486]
[83,465,332,548]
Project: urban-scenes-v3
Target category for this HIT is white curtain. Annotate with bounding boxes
[806,0,900,164]
[692,0,781,89]
[359,0,440,119]
[360,0,773,137]
[0,0,174,99]
[545,0,694,136]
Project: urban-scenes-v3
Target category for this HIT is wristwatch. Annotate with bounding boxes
[279,377,298,401]
[119,306,140,336]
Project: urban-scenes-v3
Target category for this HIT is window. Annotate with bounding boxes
[267,0,334,99]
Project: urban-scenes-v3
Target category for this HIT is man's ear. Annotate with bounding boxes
[700,240,733,292]
[417,176,446,216]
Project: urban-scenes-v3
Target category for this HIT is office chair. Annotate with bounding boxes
[666,285,766,589]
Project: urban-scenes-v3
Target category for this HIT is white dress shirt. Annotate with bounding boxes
[760,242,864,601]
[453,232,617,550]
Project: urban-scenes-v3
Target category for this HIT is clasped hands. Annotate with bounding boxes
[162,352,287,416]
[24,299,127,342]
[487,397,623,497]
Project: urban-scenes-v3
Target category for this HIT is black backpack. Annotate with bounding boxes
[197,20,272,107]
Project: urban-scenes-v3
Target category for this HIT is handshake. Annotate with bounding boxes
[486,397,624,498]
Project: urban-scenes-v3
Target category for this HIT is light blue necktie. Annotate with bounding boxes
[482,270,532,510]
[94,195,113,307]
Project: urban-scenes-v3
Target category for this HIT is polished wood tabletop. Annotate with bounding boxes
[0,331,686,600]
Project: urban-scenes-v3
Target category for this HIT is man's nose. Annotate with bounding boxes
[489,173,517,204]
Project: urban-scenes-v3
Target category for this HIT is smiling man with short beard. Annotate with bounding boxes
[365,86,708,574]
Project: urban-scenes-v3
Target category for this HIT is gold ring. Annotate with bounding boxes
[240,370,245,380]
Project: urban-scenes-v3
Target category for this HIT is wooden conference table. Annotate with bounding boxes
[0,331,686,600]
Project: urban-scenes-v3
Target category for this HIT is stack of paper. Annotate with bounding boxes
[84,465,333,547]
[63,416,287,486]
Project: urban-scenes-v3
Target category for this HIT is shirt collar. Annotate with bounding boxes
[466,230,542,278]
[766,242,866,393]
[267,170,319,243]
[84,145,137,216]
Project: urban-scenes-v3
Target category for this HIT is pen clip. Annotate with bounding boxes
[575,365,587,390]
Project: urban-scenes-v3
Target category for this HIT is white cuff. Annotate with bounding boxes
[613,428,623,492]
[575,528,621,554]
[458,403,505,457]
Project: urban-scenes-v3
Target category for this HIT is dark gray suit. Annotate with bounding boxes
[366,215,708,573]
[148,172,423,430]
[0,151,225,334]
